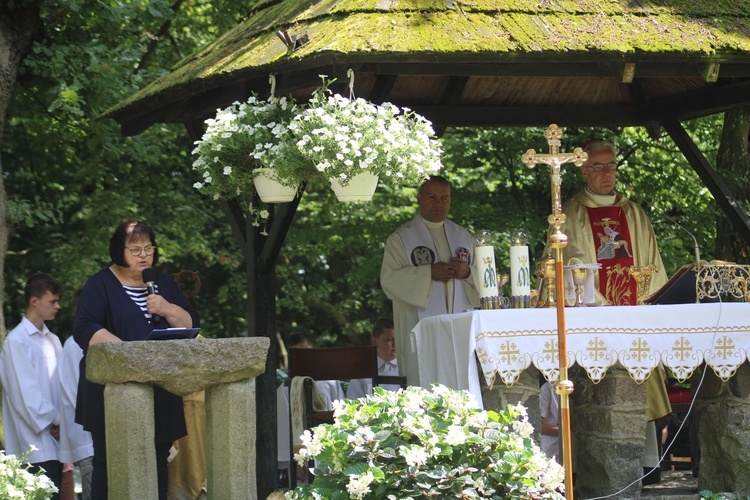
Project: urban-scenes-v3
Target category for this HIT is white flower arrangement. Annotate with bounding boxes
[190,80,444,219]
[0,447,59,500]
[191,94,316,230]
[290,80,443,187]
[286,384,565,500]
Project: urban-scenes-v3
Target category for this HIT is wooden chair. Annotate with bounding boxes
[660,402,697,474]
[285,346,406,488]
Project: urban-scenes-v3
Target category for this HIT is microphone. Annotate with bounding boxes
[141,267,162,323]
[624,183,701,266]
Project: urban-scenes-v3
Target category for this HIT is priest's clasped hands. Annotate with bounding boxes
[431,256,471,282]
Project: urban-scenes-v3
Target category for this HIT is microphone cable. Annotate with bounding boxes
[583,292,724,500]
[583,178,722,499]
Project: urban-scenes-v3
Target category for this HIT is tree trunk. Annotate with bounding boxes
[0,1,43,344]
[715,108,750,263]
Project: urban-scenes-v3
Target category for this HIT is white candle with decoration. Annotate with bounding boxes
[474,230,499,309]
[510,230,531,308]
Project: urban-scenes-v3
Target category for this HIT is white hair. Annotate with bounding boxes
[583,139,617,156]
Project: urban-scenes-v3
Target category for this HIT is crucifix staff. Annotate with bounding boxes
[521,124,586,500]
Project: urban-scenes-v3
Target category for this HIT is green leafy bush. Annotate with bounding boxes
[287,384,565,499]
[0,447,58,500]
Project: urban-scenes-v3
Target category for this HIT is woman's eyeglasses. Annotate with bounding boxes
[125,245,157,256]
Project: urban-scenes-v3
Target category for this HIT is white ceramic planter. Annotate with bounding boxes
[253,168,298,203]
[329,171,379,202]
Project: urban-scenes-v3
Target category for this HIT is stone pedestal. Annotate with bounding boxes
[570,365,647,498]
[87,337,269,500]
[206,378,257,498]
[485,364,647,498]
[481,355,750,499]
[104,383,158,498]
[694,362,750,497]
[479,361,541,443]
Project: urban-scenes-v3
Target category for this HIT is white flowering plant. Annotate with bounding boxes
[191,95,318,231]
[290,80,443,188]
[0,447,58,500]
[286,384,565,500]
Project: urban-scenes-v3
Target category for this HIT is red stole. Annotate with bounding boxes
[586,206,637,305]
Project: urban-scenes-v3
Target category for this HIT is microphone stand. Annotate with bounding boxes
[623,182,702,266]
[652,204,701,266]
[522,125,587,500]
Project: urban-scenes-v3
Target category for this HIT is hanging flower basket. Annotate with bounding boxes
[191,95,303,198]
[329,171,379,202]
[253,168,298,203]
[289,79,444,199]
[191,94,317,229]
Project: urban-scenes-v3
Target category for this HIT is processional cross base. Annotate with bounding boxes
[521,124,586,500]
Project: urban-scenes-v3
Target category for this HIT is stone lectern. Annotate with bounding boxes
[86,337,269,500]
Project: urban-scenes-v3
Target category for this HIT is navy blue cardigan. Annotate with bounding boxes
[73,267,199,442]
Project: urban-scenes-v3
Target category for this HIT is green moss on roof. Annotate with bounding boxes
[106,0,750,117]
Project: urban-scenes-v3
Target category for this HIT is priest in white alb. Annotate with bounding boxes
[380,175,479,386]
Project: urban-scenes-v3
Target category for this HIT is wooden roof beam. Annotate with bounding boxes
[367,74,397,103]
[662,120,750,245]
[622,78,661,139]
[641,80,750,122]
[412,79,750,128]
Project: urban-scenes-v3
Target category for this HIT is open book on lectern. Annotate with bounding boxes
[146,327,201,340]
[645,264,719,305]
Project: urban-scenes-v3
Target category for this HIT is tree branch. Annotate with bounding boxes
[135,0,186,73]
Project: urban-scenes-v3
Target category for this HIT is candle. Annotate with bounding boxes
[510,230,531,308]
[475,230,499,309]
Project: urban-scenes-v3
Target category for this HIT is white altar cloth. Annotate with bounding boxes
[411,303,750,407]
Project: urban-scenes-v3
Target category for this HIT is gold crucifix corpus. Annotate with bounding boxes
[520,124,586,500]
[521,124,587,248]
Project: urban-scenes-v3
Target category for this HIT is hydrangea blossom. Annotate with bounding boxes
[0,447,58,500]
[345,471,375,499]
[287,384,565,500]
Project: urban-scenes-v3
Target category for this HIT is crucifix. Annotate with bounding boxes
[521,124,586,500]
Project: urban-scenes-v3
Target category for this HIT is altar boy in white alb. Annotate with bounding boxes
[346,318,400,399]
[381,176,479,386]
[0,273,64,498]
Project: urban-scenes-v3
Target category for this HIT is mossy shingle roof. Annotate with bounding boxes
[105,0,750,133]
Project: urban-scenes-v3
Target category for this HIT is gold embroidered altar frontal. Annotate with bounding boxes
[411,303,750,405]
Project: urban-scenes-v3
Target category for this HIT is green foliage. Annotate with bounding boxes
[287,385,564,499]
[2,0,256,338]
[0,0,736,357]
[275,181,405,345]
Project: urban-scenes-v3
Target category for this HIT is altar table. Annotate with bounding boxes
[411,303,750,407]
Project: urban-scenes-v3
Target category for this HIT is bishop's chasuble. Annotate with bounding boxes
[559,187,670,421]
[561,188,667,305]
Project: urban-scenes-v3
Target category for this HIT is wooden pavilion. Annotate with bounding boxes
[102,1,750,496]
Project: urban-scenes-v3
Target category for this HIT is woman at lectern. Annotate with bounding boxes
[73,220,199,500]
